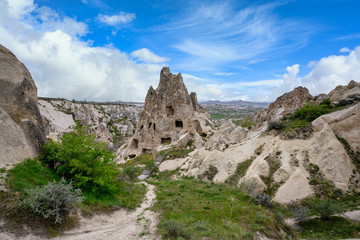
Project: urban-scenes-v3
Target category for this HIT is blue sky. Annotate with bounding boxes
[1,0,360,102]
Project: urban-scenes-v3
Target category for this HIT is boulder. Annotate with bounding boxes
[313,102,360,151]
[267,86,313,121]
[0,44,45,155]
[117,67,213,160]
[0,108,36,167]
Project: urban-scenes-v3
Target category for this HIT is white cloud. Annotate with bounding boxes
[272,47,360,99]
[339,47,351,53]
[7,0,35,18]
[307,60,317,68]
[0,0,165,102]
[214,72,236,76]
[98,12,136,27]
[131,48,169,64]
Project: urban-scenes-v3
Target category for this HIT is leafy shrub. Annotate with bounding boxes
[313,199,343,220]
[40,125,119,194]
[254,193,273,208]
[122,166,141,181]
[291,103,331,122]
[238,179,258,197]
[160,219,190,239]
[21,179,83,224]
[290,205,310,223]
[268,121,284,130]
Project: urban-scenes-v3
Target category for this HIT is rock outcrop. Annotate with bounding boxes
[266,86,313,121]
[0,44,46,166]
[117,67,213,160]
[38,98,142,149]
[313,102,360,151]
[329,80,360,104]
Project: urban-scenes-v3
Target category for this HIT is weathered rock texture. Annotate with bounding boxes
[313,102,360,151]
[38,98,142,149]
[0,44,45,165]
[117,67,213,160]
[329,80,360,103]
[266,86,313,121]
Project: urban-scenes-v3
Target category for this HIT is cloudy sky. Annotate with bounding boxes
[1,0,360,102]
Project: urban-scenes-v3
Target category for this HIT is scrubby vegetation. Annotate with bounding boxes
[21,179,83,224]
[153,177,287,239]
[1,126,146,237]
[268,99,355,139]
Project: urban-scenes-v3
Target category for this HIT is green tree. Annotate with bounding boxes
[40,125,119,194]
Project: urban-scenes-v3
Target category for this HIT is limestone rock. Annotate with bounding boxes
[117,67,213,160]
[249,108,267,125]
[313,102,360,151]
[0,108,35,167]
[329,80,360,103]
[273,169,313,203]
[204,120,247,151]
[0,44,45,155]
[267,86,313,121]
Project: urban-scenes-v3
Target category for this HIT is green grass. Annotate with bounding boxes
[120,153,154,168]
[225,158,254,186]
[298,216,360,239]
[157,147,194,160]
[153,178,284,239]
[210,113,228,119]
[6,158,60,192]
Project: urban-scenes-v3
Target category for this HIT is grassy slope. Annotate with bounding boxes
[153,177,284,239]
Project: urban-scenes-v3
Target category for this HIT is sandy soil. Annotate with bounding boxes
[0,182,159,240]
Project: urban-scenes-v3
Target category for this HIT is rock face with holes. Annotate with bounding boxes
[267,86,313,122]
[116,67,213,160]
[0,44,46,166]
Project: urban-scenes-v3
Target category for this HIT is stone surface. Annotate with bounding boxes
[117,67,213,160]
[0,44,46,154]
[313,102,360,151]
[204,120,247,151]
[38,98,142,149]
[328,80,360,103]
[266,86,313,122]
[0,108,35,167]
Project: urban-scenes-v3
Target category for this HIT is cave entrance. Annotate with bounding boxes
[143,149,153,154]
[161,137,171,145]
[132,139,139,149]
[166,106,174,116]
[175,120,183,128]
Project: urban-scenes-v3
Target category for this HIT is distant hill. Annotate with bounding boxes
[201,100,269,108]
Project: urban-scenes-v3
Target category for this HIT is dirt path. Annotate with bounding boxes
[0,182,159,240]
[57,182,159,240]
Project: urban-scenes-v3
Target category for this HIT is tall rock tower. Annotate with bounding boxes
[117,67,213,160]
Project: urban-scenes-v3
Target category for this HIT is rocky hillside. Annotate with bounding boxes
[38,98,142,150]
[156,80,360,203]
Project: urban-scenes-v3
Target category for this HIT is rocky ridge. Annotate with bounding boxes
[38,98,142,149]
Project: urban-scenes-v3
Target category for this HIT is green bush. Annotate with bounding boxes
[268,121,284,130]
[291,103,331,122]
[122,166,141,181]
[21,179,83,224]
[160,219,190,239]
[40,125,119,194]
[313,199,343,220]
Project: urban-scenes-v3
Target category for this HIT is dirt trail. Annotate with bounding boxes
[0,182,159,240]
[57,182,159,240]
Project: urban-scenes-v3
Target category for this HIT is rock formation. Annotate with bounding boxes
[0,44,46,166]
[38,98,141,149]
[117,67,213,160]
[266,86,313,121]
[329,80,360,104]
